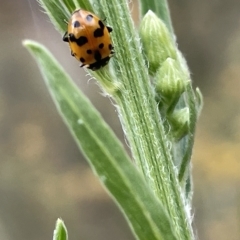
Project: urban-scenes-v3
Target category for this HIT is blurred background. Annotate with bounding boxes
[0,0,240,239]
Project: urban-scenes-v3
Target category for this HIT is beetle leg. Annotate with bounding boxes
[107,26,112,33]
[62,32,69,42]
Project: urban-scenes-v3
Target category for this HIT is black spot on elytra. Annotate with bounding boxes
[69,34,88,46]
[93,20,105,38]
[77,36,88,46]
[86,14,93,22]
[99,43,104,49]
[87,49,92,54]
[94,51,102,61]
[94,28,104,38]
[73,21,80,28]
[80,57,85,63]
[108,44,113,50]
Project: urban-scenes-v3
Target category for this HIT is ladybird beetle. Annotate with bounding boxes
[63,9,114,71]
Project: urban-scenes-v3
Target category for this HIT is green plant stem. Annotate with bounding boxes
[92,0,194,239]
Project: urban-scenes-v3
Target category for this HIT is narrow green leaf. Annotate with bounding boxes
[178,84,198,183]
[53,219,68,240]
[37,0,70,32]
[72,0,93,12]
[23,40,178,240]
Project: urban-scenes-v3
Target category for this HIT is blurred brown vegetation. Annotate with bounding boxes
[0,0,240,239]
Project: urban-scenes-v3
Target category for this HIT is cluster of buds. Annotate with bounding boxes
[140,10,192,141]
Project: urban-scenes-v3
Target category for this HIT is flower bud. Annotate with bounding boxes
[139,10,177,75]
[155,58,190,108]
[168,107,189,140]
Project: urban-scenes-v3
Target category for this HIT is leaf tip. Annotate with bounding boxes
[22,39,40,49]
[53,218,68,240]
